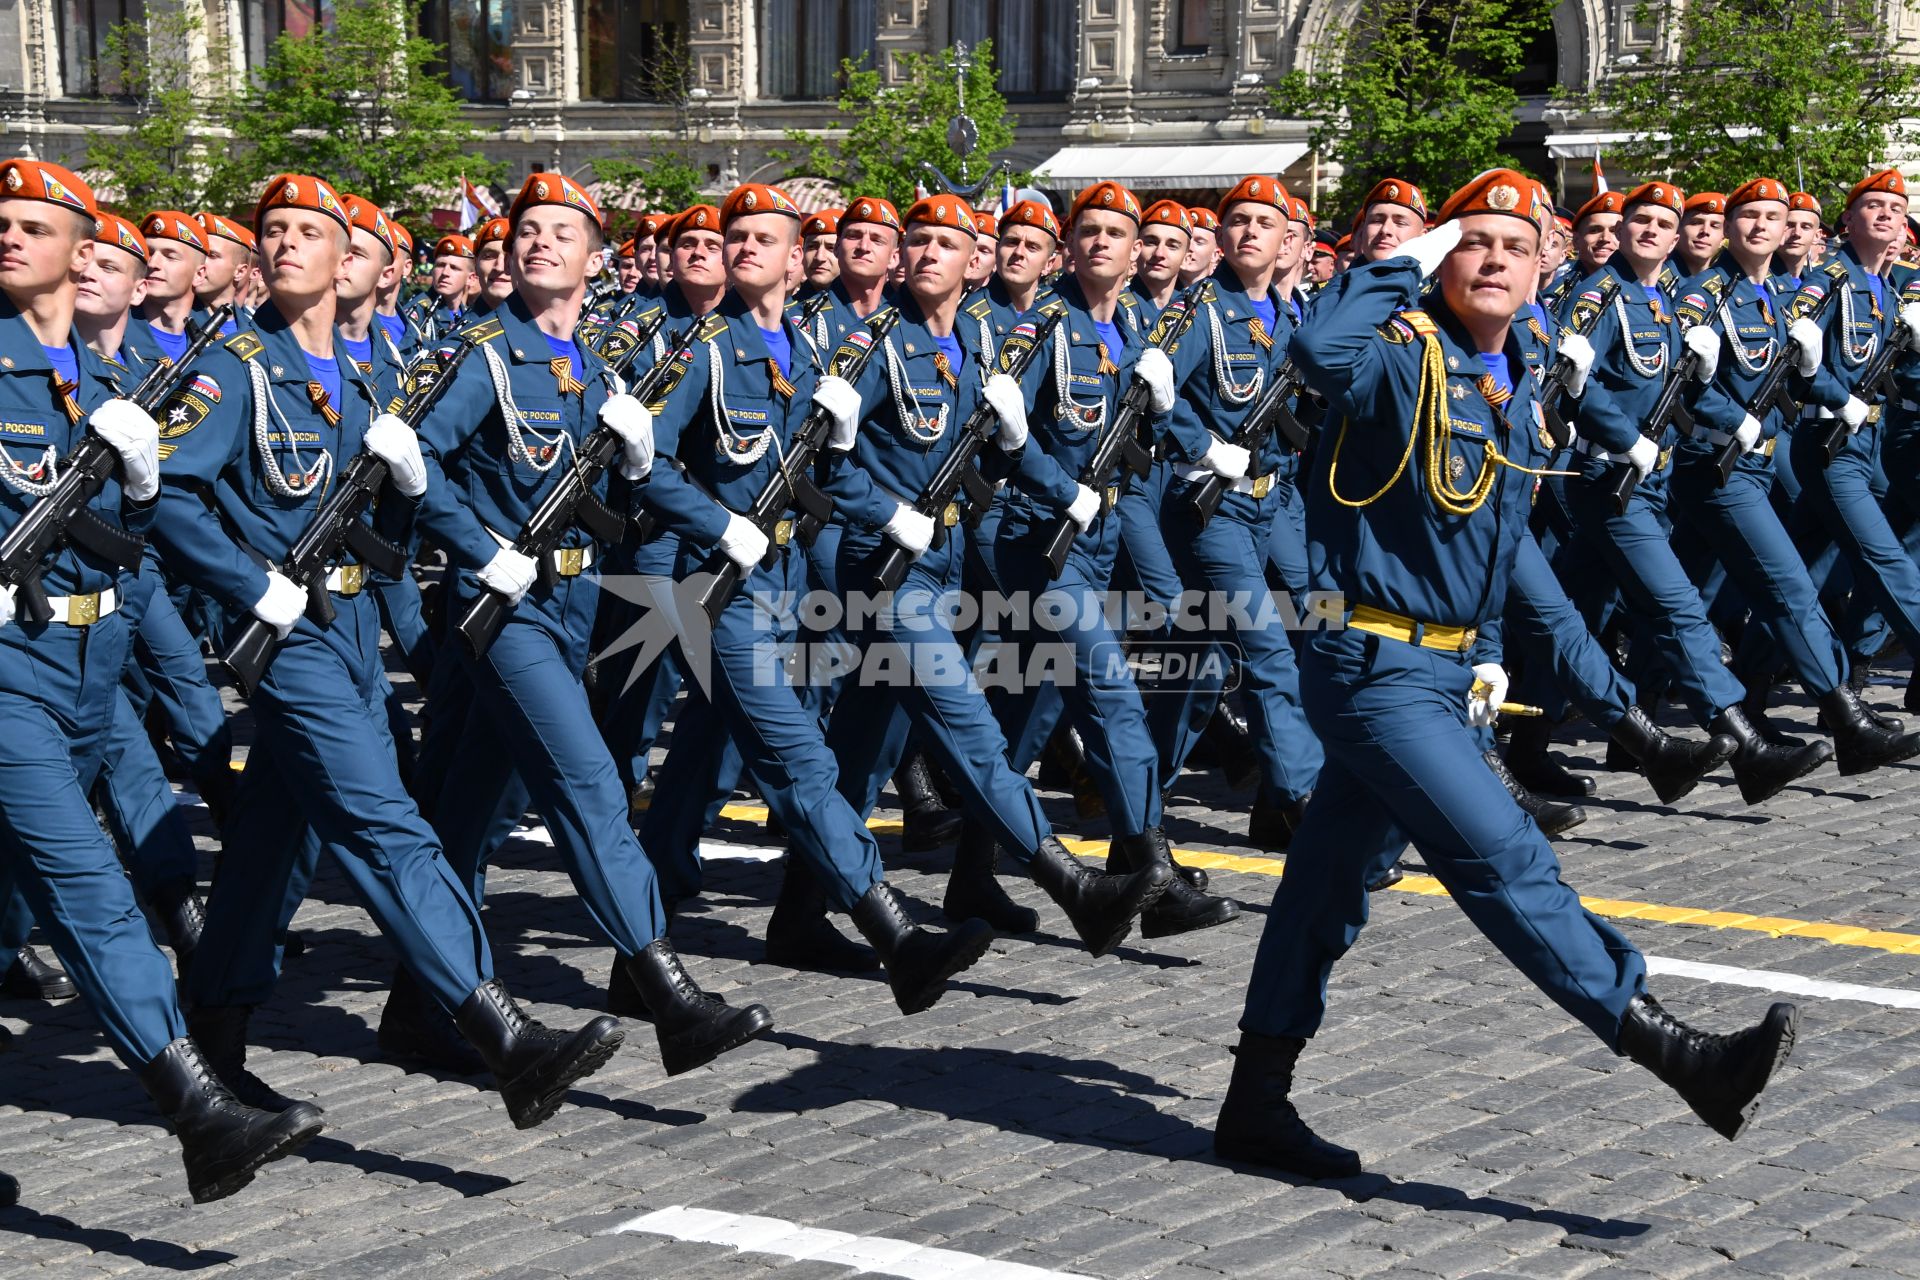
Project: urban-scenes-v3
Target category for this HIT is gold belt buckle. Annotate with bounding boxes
[64,592,100,627]
[1251,473,1272,499]
[1458,626,1478,651]
[1104,484,1120,510]
[556,548,585,578]
[337,563,365,596]
[942,502,960,528]
[1761,436,1777,458]
[1869,403,1884,424]
[1657,447,1672,471]
[773,518,793,547]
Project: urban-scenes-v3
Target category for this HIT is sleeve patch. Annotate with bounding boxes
[224,332,264,361]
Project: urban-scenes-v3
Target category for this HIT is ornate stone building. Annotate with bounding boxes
[5,1,1919,211]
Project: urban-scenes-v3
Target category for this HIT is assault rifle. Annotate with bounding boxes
[1537,273,1620,451]
[1182,356,1306,530]
[1713,282,1841,483]
[1605,346,1702,515]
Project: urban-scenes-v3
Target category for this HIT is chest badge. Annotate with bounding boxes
[1448,455,1467,481]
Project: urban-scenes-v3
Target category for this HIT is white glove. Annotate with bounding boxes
[984,372,1029,451]
[882,503,935,557]
[1734,414,1763,451]
[1201,437,1250,480]
[1840,394,1869,431]
[0,584,15,630]
[717,513,770,569]
[364,413,428,498]
[478,545,538,604]
[251,570,306,641]
[87,398,160,502]
[1683,325,1720,383]
[1625,434,1660,478]
[1399,220,1465,278]
[1135,346,1176,414]
[1466,662,1509,729]
[1900,302,1920,350]
[815,375,861,452]
[1788,316,1823,376]
[1556,331,1595,398]
[598,393,655,480]
[1066,483,1101,530]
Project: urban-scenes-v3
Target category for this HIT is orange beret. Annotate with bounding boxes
[1624,181,1686,216]
[253,174,350,236]
[434,234,475,259]
[1361,178,1427,221]
[720,183,803,228]
[1682,192,1726,218]
[472,216,512,249]
[633,213,667,240]
[667,205,721,242]
[1574,190,1624,225]
[509,171,601,227]
[1788,191,1822,216]
[0,159,96,218]
[93,211,148,263]
[196,211,256,251]
[903,193,978,234]
[1727,178,1789,210]
[1285,195,1314,229]
[1140,200,1191,233]
[1001,199,1061,242]
[802,208,841,238]
[142,210,210,252]
[389,221,415,255]
[1187,207,1219,232]
[1435,168,1550,238]
[1846,169,1907,210]
[1069,180,1141,226]
[972,209,998,238]
[615,238,636,259]
[1218,175,1288,217]
[1334,233,1351,251]
[340,193,397,258]
[841,196,903,233]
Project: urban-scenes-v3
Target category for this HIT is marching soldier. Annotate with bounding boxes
[1179,206,1221,286]
[1676,191,1727,279]
[1350,179,1428,264]
[799,207,841,296]
[1775,191,1825,288]
[194,213,254,336]
[471,216,516,314]
[122,211,209,367]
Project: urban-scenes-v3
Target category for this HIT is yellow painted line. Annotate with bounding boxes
[713,801,1920,956]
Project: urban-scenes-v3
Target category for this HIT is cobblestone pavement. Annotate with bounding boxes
[4,665,1920,1279]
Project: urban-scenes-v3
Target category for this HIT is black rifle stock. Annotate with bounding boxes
[870,310,1065,593]
[454,323,694,660]
[694,310,902,622]
[1605,347,1703,515]
[220,338,475,696]
[1538,273,1620,451]
[0,304,234,623]
[1039,282,1206,576]
[1810,310,1915,467]
[1183,356,1305,530]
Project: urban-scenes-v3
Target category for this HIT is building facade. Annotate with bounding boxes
[5,0,1919,212]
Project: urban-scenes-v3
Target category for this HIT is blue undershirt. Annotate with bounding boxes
[1247,295,1278,336]
[1090,320,1123,364]
[340,335,373,370]
[1866,272,1887,315]
[1478,352,1513,400]
[545,334,581,384]
[149,324,189,364]
[1641,284,1664,308]
[375,312,407,349]
[933,331,965,379]
[41,343,78,386]
[759,325,792,381]
[304,352,342,414]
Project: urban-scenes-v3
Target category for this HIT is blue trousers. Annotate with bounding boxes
[1113,460,1182,628]
[1239,626,1647,1045]
[636,679,748,906]
[1150,482,1321,804]
[823,535,1051,861]
[186,599,492,1014]
[1787,421,1920,660]
[0,612,188,1068]
[1505,533,1634,732]
[121,567,231,787]
[94,686,199,895]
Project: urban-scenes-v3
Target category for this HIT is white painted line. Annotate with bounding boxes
[1646,955,1920,1010]
[607,1205,1089,1279]
[508,826,784,862]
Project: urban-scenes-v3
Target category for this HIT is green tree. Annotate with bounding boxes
[232,0,503,220]
[777,43,1027,211]
[1273,0,1555,220]
[81,5,245,214]
[1589,0,1920,202]
[592,148,709,238]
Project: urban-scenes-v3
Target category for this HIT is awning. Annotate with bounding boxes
[1546,127,1757,160]
[1031,142,1310,191]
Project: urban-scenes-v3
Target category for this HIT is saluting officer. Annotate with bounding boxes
[1215,170,1796,1179]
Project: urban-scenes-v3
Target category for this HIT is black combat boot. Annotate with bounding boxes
[1108,829,1239,939]
[1616,993,1797,1139]
[1038,725,1106,819]
[849,882,995,1015]
[1847,652,1874,694]
[896,750,963,852]
[1604,699,1662,771]
[1484,750,1586,837]
[1029,837,1170,957]
[1608,704,1738,804]
[149,877,205,960]
[1,945,75,1001]
[1213,1031,1362,1178]
[379,966,487,1075]
[185,1005,308,1112]
[455,980,625,1130]
[1367,863,1405,891]
[140,1037,323,1204]
[1906,667,1920,717]
[1710,705,1832,804]
[1818,685,1920,775]
[1198,699,1260,789]
[761,855,878,973]
[1503,716,1594,798]
[1246,787,1310,852]
[613,940,773,1076]
[943,820,1040,934]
